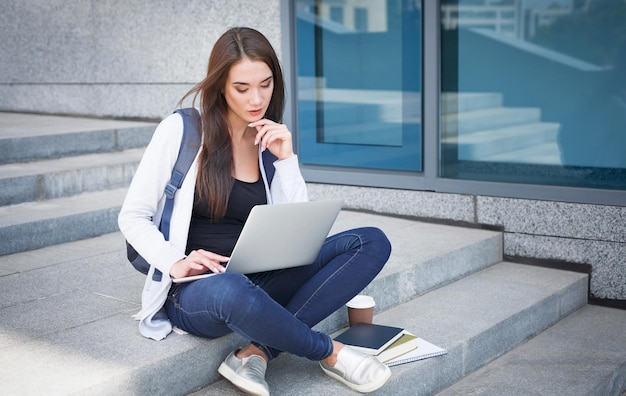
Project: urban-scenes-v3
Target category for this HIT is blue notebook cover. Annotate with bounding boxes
[334,323,404,355]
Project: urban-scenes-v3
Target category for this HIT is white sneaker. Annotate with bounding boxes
[320,346,391,393]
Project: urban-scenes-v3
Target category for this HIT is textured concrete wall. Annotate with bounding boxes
[308,183,626,301]
[0,0,282,119]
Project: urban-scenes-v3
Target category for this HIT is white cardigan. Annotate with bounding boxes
[118,111,308,340]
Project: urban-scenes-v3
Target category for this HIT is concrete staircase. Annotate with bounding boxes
[298,84,561,165]
[1,112,625,396]
[0,112,153,255]
[440,92,561,165]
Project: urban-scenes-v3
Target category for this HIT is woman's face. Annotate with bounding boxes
[224,58,274,131]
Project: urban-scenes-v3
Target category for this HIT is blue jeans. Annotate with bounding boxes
[165,227,391,361]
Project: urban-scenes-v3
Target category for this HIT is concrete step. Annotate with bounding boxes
[482,140,562,165]
[437,304,626,396]
[192,262,589,396]
[299,100,385,126]
[300,121,407,147]
[270,210,504,334]
[298,88,421,124]
[441,92,504,114]
[442,107,542,135]
[0,188,127,255]
[441,122,559,161]
[0,112,155,164]
[0,211,503,395]
[0,148,144,205]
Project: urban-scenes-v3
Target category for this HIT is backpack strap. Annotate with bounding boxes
[152,108,201,281]
[262,149,278,185]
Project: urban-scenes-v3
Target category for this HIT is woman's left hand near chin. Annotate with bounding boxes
[250,119,295,160]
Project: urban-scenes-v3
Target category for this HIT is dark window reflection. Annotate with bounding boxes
[441,0,626,189]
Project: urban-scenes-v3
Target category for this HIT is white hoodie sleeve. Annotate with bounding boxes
[270,155,308,204]
[118,113,191,278]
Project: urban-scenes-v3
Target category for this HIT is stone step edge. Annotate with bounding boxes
[0,123,154,165]
[0,149,143,205]
[0,188,128,255]
[437,304,626,396]
[0,112,156,139]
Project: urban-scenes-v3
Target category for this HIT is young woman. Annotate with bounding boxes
[118,27,392,395]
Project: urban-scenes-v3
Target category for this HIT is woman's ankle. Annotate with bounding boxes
[321,340,344,367]
[235,344,269,362]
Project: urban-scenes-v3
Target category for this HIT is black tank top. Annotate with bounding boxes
[186,177,267,256]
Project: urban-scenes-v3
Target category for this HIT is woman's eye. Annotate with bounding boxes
[261,84,271,89]
[237,89,248,94]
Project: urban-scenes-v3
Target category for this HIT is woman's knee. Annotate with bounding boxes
[360,226,392,261]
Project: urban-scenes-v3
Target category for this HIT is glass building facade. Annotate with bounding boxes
[293,0,626,204]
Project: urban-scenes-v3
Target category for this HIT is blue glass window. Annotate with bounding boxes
[295,1,423,171]
[441,0,626,190]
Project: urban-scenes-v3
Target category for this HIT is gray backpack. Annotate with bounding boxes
[126,108,201,281]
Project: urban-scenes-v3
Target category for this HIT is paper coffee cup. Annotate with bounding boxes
[346,295,375,327]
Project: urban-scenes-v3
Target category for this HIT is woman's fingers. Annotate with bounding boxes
[170,250,229,278]
[250,119,294,160]
[252,119,287,147]
[188,249,229,273]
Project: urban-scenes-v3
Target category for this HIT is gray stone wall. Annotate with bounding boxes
[0,0,282,120]
[308,183,626,301]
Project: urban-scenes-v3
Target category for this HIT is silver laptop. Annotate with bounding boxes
[173,199,343,283]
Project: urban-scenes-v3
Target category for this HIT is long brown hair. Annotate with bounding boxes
[179,27,285,219]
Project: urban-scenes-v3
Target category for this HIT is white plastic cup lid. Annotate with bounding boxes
[346,295,375,309]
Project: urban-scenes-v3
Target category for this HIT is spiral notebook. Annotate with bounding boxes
[384,336,447,367]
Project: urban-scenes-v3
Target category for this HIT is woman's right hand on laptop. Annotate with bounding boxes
[170,249,229,279]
